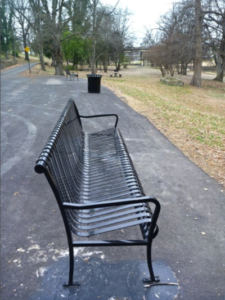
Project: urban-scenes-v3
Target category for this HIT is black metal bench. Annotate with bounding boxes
[110,73,122,78]
[65,69,79,81]
[34,99,161,287]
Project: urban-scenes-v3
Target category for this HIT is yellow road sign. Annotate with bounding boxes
[25,47,30,52]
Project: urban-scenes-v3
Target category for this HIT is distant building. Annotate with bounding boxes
[124,47,148,65]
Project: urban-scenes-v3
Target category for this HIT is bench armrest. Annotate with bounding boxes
[80,114,118,128]
[63,196,160,232]
[62,196,160,212]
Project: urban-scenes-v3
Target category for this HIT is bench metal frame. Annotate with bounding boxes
[65,69,79,81]
[35,99,161,287]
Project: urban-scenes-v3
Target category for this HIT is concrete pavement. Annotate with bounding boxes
[1,65,225,300]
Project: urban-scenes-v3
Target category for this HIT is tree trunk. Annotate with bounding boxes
[181,63,188,75]
[181,64,184,75]
[190,0,202,87]
[52,40,64,76]
[53,53,64,75]
[214,40,225,82]
[214,54,224,81]
[169,65,174,76]
[73,55,75,69]
[23,34,29,61]
[91,40,96,74]
[38,44,46,71]
[103,58,108,72]
[39,53,45,71]
[159,65,166,77]
[117,60,121,71]
[54,60,63,75]
[91,0,98,74]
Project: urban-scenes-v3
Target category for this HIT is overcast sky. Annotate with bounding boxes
[101,0,176,46]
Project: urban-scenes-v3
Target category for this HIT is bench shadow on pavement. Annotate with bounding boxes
[29,256,178,300]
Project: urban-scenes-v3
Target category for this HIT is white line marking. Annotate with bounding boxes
[1,112,37,176]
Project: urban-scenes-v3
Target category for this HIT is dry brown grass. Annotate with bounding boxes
[100,66,225,188]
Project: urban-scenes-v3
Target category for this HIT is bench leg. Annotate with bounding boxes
[142,240,160,284]
[63,245,80,287]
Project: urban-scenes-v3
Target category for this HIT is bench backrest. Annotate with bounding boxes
[65,69,70,75]
[35,99,84,206]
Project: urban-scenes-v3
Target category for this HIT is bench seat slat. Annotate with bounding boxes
[76,203,150,217]
[80,191,143,202]
[69,218,152,237]
[69,211,151,231]
[71,206,151,223]
[67,203,151,220]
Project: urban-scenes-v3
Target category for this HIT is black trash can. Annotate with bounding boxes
[87,74,102,93]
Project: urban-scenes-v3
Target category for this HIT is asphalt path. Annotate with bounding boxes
[1,62,38,77]
[1,64,225,300]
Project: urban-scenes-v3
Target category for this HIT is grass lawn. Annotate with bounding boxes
[101,66,225,188]
[14,60,225,188]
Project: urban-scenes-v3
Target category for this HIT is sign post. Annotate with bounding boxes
[25,47,31,74]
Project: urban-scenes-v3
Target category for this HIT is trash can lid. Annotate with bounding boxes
[86,74,102,78]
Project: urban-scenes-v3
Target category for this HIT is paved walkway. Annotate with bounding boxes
[1,65,225,300]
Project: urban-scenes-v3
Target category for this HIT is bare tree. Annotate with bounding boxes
[9,0,46,70]
[88,0,123,74]
[1,0,14,59]
[93,9,113,72]
[10,0,90,75]
[143,44,170,76]
[143,1,195,76]
[90,0,99,74]
[36,0,71,75]
[9,0,30,61]
[143,0,224,84]
[141,28,156,49]
[109,7,133,71]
